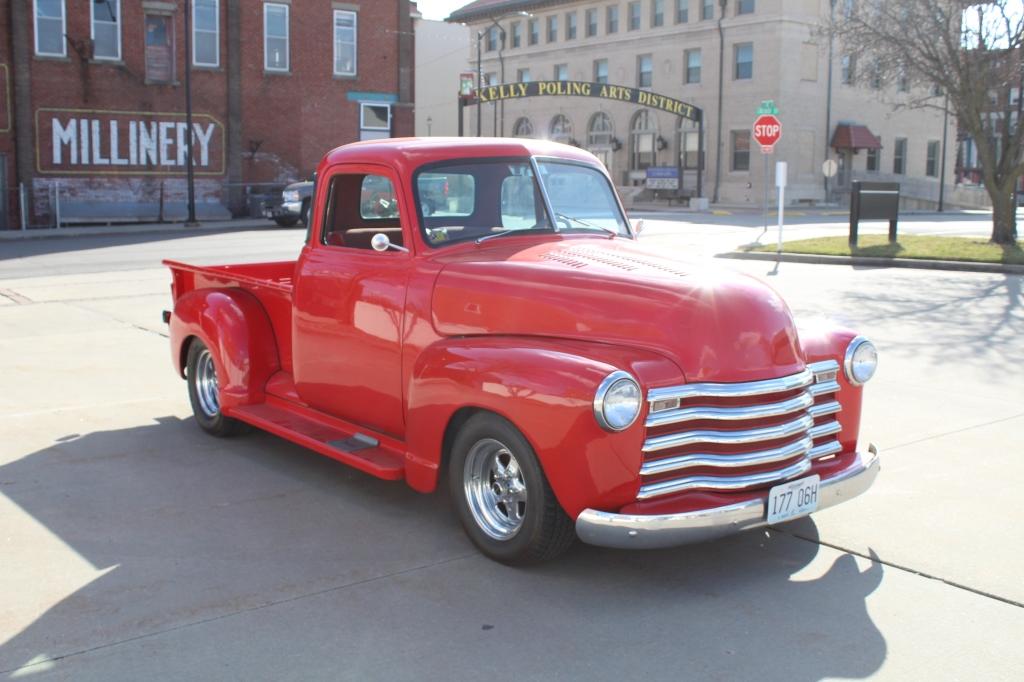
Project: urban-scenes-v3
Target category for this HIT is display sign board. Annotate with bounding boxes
[466,81,701,122]
[459,72,475,97]
[36,108,225,175]
[645,166,680,190]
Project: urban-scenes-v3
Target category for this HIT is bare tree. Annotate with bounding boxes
[832,0,1023,244]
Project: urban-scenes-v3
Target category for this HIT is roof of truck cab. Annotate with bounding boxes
[319,137,602,172]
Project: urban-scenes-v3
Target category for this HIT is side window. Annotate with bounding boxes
[322,173,403,250]
[500,174,538,229]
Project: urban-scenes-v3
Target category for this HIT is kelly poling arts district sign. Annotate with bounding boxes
[35,108,226,175]
[467,81,702,122]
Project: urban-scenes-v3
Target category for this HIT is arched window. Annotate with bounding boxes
[677,118,701,170]
[549,114,573,144]
[587,112,614,148]
[630,110,658,171]
[512,117,534,137]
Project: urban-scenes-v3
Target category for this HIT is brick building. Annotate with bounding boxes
[0,0,415,228]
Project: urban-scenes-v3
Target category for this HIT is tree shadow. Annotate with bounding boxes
[0,418,886,679]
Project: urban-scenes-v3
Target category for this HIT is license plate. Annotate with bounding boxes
[766,474,820,524]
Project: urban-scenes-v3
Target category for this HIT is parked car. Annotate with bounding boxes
[264,179,313,227]
[164,138,880,564]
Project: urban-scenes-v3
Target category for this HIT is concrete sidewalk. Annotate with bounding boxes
[0,217,279,241]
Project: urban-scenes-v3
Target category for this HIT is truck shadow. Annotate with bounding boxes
[0,417,885,680]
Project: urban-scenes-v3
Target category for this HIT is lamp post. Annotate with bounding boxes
[474,11,531,137]
[183,0,198,225]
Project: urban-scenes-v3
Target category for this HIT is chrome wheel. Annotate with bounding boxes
[464,438,528,540]
[193,348,220,418]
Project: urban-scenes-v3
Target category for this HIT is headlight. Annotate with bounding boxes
[844,336,878,386]
[282,190,300,202]
[594,371,642,431]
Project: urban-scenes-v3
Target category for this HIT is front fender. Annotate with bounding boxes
[799,323,865,454]
[169,288,281,412]
[404,337,682,519]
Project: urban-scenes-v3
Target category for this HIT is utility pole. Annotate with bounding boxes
[712,0,727,204]
[184,0,198,226]
[476,31,483,137]
[824,0,836,204]
[938,92,949,212]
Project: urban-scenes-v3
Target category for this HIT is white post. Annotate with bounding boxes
[19,182,27,231]
[775,161,787,254]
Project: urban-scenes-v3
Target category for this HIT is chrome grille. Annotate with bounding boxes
[638,361,843,500]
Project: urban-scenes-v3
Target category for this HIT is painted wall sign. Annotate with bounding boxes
[466,81,702,122]
[35,108,226,175]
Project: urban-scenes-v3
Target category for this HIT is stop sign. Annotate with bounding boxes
[753,114,782,150]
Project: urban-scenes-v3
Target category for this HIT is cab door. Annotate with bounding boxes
[291,164,412,438]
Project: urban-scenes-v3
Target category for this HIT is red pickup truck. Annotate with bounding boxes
[164,138,879,563]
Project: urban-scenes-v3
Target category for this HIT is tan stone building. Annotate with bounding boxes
[449,0,957,207]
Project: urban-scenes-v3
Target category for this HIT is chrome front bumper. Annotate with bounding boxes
[575,444,880,549]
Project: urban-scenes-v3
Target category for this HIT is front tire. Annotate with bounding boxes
[186,340,248,437]
[449,413,575,564]
[274,216,298,228]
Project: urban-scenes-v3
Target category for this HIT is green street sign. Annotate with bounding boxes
[756,100,779,115]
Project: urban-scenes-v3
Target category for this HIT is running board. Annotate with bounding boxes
[228,402,404,481]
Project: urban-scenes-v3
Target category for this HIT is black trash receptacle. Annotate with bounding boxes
[850,181,900,247]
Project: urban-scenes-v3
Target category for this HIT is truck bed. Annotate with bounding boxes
[164,259,296,373]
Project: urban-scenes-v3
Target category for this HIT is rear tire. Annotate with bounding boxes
[186,339,249,437]
[449,413,575,564]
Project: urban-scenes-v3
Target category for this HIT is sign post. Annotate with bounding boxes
[753,101,782,238]
[776,161,788,255]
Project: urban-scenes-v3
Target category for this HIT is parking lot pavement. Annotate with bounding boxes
[1,229,1022,679]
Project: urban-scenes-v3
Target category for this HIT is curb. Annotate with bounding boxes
[0,220,281,241]
[717,250,1024,275]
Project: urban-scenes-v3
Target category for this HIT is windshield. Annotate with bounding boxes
[414,158,629,247]
[535,161,630,237]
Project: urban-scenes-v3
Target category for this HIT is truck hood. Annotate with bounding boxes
[431,238,804,383]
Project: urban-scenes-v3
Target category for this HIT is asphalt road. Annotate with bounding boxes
[1,218,1022,680]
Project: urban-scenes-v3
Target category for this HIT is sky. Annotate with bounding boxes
[416,0,474,22]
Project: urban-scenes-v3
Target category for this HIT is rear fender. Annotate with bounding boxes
[169,288,281,412]
[405,337,682,519]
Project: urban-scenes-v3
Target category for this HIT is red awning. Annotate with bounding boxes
[831,124,882,150]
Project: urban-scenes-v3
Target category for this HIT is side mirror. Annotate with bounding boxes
[371,233,409,253]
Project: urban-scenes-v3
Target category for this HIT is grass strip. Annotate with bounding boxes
[746,234,1024,265]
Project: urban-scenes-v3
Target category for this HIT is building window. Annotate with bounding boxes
[486,25,498,51]
[685,49,701,84]
[731,131,751,171]
[869,61,882,89]
[866,147,879,172]
[513,117,534,137]
[554,63,568,81]
[484,72,497,86]
[628,1,641,30]
[334,10,357,76]
[193,0,219,67]
[734,42,753,79]
[652,0,665,27]
[737,0,755,14]
[547,15,558,42]
[528,19,539,45]
[702,0,714,21]
[631,110,658,171]
[638,54,653,87]
[34,0,66,57]
[841,55,855,84]
[926,140,940,177]
[607,6,619,33]
[566,12,577,39]
[586,9,598,36]
[677,0,689,23]
[594,59,608,84]
[588,112,614,147]
[897,70,909,93]
[91,0,121,61]
[145,14,174,83]
[893,137,907,175]
[361,103,391,131]
[679,122,701,169]
[511,21,521,48]
[517,68,532,83]
[550,114,573,144]
[264,3,289,72]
